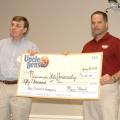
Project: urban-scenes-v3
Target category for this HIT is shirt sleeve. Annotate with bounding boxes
[31,42,39,52]
[81,44,88,53]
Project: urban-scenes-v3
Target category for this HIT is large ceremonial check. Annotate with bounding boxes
[17,52,103,99]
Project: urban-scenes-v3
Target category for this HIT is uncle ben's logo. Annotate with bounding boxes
[24,55,49,69]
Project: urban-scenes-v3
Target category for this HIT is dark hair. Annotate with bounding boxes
[11,16,29,35]
[91,11,108,22]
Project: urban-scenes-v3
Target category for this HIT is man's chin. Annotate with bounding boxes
[93,31,103,36]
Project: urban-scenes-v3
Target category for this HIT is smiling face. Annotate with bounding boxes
[10,16,29,41]
[10,20,27,41]
[40,56,49,67]
[91,14,108,37]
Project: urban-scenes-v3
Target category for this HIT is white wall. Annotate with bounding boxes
[0,0,120,118]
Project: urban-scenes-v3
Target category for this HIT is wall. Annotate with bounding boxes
[0,0,120,119]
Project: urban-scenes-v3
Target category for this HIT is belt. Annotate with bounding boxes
[0,80,17,84]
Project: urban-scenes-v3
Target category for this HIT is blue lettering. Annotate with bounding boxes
[24,55,40,63]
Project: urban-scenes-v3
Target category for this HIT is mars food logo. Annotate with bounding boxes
[24,55,49,69]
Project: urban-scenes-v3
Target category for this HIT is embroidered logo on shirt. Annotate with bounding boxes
[102,45,109,49]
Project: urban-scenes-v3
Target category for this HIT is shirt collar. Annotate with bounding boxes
[10,37,27,44]
[93,32,111,43]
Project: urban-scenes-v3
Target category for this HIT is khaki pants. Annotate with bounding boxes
[83,82,119,120]
[0,82,32,120]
